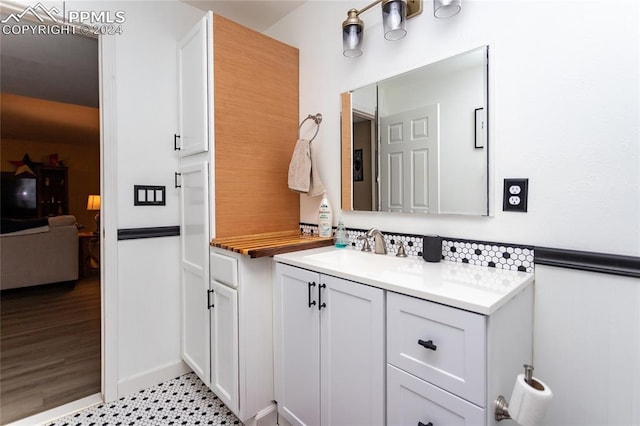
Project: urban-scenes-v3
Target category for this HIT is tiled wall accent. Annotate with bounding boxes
[442,240,534,273]
[299,223,534,273]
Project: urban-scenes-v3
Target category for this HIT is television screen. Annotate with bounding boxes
[1,172,37,218]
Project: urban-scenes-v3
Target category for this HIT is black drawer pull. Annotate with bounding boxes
[174,134,181,150]
[418,422,433,426]
[418,339,437,351]
[308,281,317,308]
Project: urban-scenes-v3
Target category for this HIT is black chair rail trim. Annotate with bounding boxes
[117,226,180,240]
[535,247,640,278]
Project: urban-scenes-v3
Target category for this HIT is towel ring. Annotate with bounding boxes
[298,113,323,143]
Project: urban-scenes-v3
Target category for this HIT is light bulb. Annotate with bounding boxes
[387,2,401,29]
[346,26,358,49]
[343,24,363,57]
[383,0,406,41]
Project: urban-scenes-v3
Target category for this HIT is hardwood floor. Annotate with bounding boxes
[0,272,101,424]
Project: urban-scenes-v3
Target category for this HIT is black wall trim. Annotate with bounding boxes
[118,226,180,241]
[535,247,640,278]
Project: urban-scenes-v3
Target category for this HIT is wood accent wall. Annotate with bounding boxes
[213,15,300,238]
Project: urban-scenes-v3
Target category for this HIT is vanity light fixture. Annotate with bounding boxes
[342,0,423,57]
[433,0,462,19]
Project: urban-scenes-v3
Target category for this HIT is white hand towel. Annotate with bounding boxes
[308,141,325,197]
[288,138,311,193]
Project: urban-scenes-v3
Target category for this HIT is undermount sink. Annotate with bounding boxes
[303,248,416,275]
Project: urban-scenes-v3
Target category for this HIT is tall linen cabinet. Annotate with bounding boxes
[177,12,299,425]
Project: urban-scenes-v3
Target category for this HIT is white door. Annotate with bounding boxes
[320,275,384,426]
[274,264,321,426]
[178,12,212,157]
[380,104,440,213]
[179,162,210,385]
[210,280,239,413]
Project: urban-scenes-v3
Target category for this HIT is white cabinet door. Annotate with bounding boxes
[179,162,210,385]
[274,263,321,426]
[210,280,239,414]
[320,275,384,426]
[387,364,485,426]
[274,264,385,426]
[178,12,212,157]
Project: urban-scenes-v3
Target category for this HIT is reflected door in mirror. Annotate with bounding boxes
[380,105,439,213]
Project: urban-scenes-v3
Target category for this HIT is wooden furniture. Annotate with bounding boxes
[78,231,100,277]
[211,231,333,258]
[274,248,534,426]
[36,166,68,217]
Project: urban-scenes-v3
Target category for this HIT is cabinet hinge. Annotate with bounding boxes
[207,289,214,309]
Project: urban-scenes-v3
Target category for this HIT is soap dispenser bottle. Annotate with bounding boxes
[334,217,348,248]
[318,195,333,238]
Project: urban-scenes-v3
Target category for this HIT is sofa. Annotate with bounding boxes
[0,215,79,290]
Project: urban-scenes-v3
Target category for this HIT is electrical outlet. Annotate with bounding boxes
[503,179,528,212]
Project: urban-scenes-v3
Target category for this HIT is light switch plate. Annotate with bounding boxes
[503,179,528,212]
[134,185,166,206]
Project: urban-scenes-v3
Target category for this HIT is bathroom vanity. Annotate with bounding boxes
[273,246,534,426]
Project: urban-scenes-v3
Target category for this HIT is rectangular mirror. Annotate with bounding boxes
[341,46,490,216]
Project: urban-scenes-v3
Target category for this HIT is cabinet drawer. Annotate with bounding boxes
[387,292,486,406]
[210,252,238,288]
[387,364,485,426]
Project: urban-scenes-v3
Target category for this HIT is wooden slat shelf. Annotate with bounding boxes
[211,230,334,258]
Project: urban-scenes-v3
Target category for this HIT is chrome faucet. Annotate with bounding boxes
[366,228,387,255]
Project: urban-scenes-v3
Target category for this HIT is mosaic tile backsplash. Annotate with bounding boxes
[300,223,534,273]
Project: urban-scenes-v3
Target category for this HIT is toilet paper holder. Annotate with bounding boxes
[495,364,535,421]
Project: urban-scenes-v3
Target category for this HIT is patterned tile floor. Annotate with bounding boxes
[47,373,242,426]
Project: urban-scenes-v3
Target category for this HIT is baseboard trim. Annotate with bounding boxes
[7,393,102,426]
[117,360,192,399]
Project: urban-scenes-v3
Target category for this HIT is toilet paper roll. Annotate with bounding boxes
[508,373,553,426]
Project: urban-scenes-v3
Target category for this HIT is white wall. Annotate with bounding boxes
[105,0,203,395]
[266,0,639,256]
[57,0,203,396]
[534,265,640,426]
[266,1,640,425]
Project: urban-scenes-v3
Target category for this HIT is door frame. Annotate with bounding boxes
[99,34,118,402]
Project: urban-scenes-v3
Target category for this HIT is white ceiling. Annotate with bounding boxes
[182,0,306,32]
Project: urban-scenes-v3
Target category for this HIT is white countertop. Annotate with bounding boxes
[274,246,534,315]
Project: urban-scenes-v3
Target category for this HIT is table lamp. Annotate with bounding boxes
[87,194,101,234]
